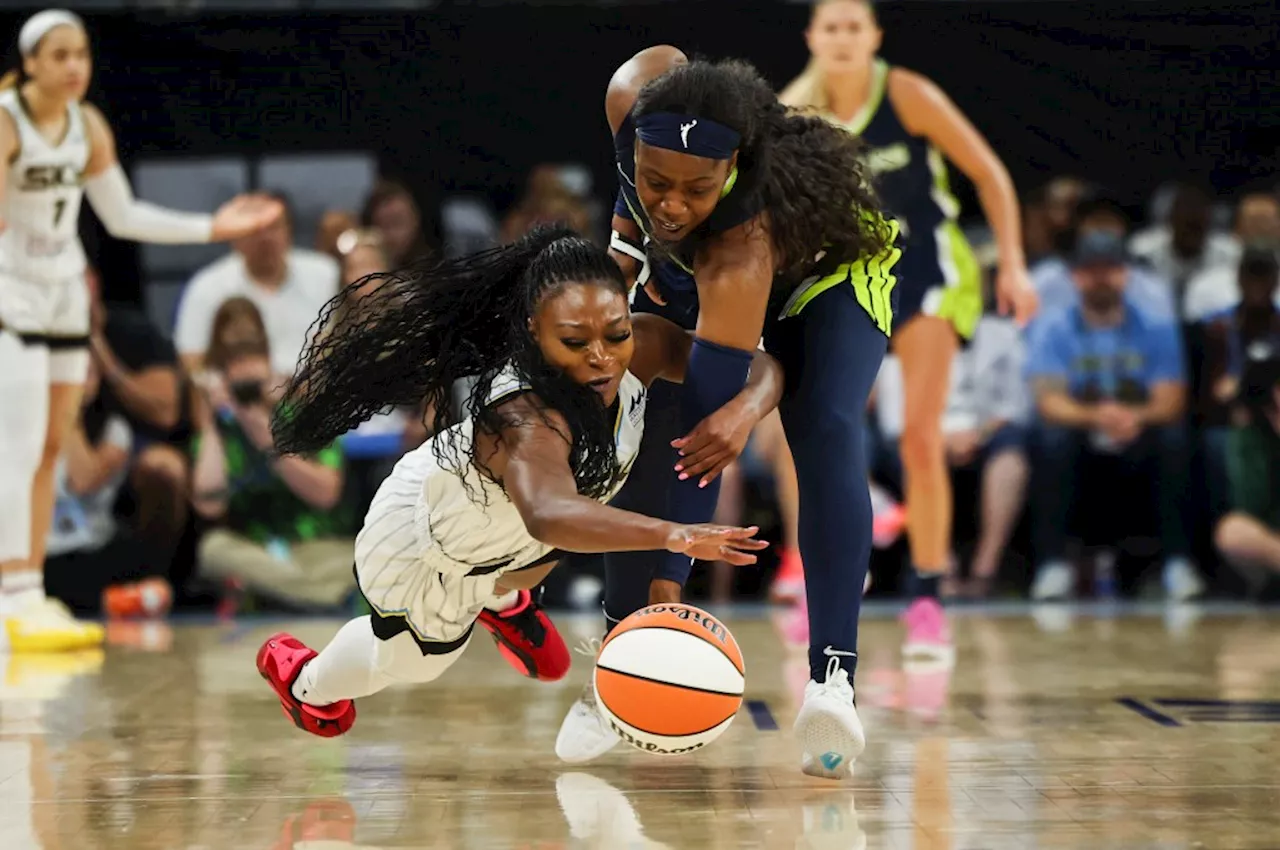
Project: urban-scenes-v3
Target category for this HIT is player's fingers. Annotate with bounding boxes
[679,448,727,479]
[716,547,758,566]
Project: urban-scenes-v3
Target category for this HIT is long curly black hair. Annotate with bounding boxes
[272,225,630,501]
[633,58,893,281]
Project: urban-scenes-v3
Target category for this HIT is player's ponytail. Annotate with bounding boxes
[0,70,20,91]
[274,224,629,500]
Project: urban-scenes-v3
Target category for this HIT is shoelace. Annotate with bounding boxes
[816,646,856,699]
[573,638,604,710]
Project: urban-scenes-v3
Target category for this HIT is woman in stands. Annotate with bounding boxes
[780,0,1037,662]
[0,9,281,653]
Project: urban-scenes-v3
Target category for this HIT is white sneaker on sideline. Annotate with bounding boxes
[1163,557,1205,602]
[1031,561,1074,601]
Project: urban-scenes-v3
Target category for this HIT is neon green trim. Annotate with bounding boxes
[931,220,982,339]
[781,218,901,336]
[834,59,889,135]
[720,166,738,199]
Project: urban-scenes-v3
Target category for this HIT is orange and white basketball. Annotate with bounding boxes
[593,603,745,755]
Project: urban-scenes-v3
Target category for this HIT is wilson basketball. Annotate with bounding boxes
[593,603,745,755]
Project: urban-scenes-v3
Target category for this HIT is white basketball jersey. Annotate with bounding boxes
[402,364,648,571]
[0,90,89,282]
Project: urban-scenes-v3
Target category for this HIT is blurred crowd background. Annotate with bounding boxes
[24,0,1280,621]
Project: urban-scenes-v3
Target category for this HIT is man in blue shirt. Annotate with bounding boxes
[1025,231,1202,601]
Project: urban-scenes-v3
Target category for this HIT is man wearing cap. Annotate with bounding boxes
[1023,230,1203,601]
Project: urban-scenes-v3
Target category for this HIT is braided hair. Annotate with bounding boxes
[633,58,893,280]
[273,225,630,500]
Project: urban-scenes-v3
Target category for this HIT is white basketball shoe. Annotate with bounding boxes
[794,647,865,780]
[555,639,621,764]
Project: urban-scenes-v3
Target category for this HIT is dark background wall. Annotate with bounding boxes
[1,1,1276,297]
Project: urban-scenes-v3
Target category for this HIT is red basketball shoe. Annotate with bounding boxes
[477,589,571,681]
[256,632,356,737]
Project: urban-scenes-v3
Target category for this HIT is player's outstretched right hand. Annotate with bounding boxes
[665,524,768,566]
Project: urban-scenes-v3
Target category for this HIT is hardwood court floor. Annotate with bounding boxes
[2,604,1279,849]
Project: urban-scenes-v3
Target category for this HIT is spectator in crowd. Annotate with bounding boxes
[1199,246,1280,513]
[1129,182,1239,302]
[500,164,593,243]
[85,267,189,570]
[1183,192,1280,321]
[1041,176,1089,260]
[874,306,1031,598]
[1025,230,1203,601]
[174,190,340,379]
[315,209,359,261]
[190,306,356,611]
[1021,185,1057,270]
[44,359,173,619]
[1213,349,1280,594]
[361,179,431,266]
[1031,193,1175,320]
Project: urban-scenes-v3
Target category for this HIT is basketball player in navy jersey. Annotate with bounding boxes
[521,47,900,779]
[780,0,1038,663]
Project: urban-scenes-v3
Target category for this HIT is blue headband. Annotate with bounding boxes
[634,112,741,160]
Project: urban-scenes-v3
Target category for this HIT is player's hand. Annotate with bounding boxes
[996,263,1039,327]
[665,524,768,566]
[672,399,754,487]
[642,277,668,306]
[211,194,285,241]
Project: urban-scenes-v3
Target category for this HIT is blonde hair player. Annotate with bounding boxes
[780,0,1038,663]
[0,10,281,653]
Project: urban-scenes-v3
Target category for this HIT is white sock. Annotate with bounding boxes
[292,616,383,707]
[0,570,45,615]
[290,616,463,706]
[485,590,520,613]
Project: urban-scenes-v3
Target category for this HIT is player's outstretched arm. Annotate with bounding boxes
[499,396,767,565]
[79,102,281,244]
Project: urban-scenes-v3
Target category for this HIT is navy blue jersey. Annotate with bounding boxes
[615,106,899,336]
[831,60,979,333]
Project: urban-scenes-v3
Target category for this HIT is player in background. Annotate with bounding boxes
[0,9,282,653]
[780,0,1037,662]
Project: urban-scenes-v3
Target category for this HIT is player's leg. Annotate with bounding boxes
[258,617,472,738]
[769,281,887,780]
[476,557,570,681]
[257,500,476,737]
[555,380,682,764]
[896,232,981,658]
[892,311,958,660]
[0,332,50,652]
[7,274,104,651]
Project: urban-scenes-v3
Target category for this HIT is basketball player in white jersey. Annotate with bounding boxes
[0,10,281,653]
[255,226,781,737]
